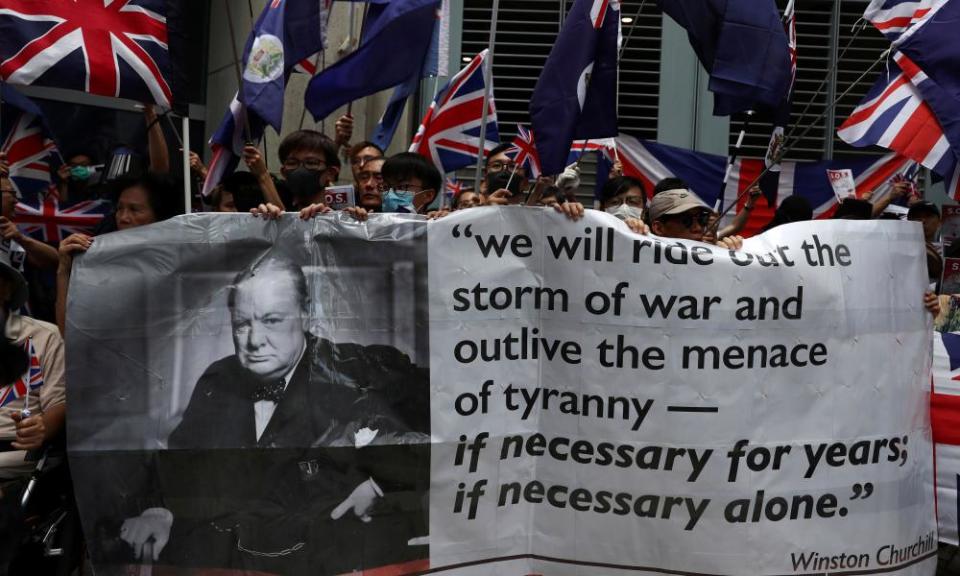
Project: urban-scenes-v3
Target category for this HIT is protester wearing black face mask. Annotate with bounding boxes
[277,130,341,211]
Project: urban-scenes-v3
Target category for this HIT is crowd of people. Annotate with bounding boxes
[0,110,949,573]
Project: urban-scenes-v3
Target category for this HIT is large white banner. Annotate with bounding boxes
[428,209,935,575]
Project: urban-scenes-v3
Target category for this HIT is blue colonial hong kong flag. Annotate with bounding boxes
[306,0,440,122]
[657,0,792,116]
[838,51,960,200]
[371,2,444,150]
[0,338,43,409]
[530,0,620,176]
[409,50,499,175]
[241,0,328,133]
[0,0,175,106]
[1,84,59,203]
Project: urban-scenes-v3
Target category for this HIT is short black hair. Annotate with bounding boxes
[112,172,183,222]
[278,130,341,168]
[227,254,308,313]
[907,201,940,220]
[348,141,384,161]
[833,198,873,220]
[485,143,513,168]
[653,177,688,196]
[382,152,442,194]
[600,176,646,204]
[221,172,265,213]
[64,149,100,165]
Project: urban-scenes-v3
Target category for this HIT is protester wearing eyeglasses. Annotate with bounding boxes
[0,171,58,273]
[600,176,649,235]
[482,143,528,206]
[277,130,341,210]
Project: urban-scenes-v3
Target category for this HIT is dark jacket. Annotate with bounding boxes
[85,337,429,575]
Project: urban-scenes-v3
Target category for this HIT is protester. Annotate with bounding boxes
[455,189,482,210]
[709,184,762,241]
[652,177,689,196]
[482,143,529,205]
[278,130,341,210]
[56,173,182,334]
[833,198,874,220]
[599,176,649,234]
[1,173,58,271]
[348,141,384,179]
[0,246,66,575]
[762,194,813,232]
[869,180,912,218]
[907,201,943,288]
[56,150,101,202]
[218,172,271,214]
[355,156,385,213]
[533,185,562,207]
[646,188,743,249]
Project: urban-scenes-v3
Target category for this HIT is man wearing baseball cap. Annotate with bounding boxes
[646,188,711,241]
[645,188,744,249]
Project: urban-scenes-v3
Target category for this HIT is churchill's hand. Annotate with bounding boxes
[331,478,382,523]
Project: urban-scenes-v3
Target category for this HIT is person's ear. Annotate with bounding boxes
[329,166,340,182]
[415,189,437,213]
[651,220,665,236]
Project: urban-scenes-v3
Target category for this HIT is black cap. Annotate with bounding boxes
[907,201,940,219]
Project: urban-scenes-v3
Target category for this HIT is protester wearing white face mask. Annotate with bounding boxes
[600,176,649,234]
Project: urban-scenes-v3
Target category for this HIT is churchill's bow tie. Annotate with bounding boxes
[252,379,286,403]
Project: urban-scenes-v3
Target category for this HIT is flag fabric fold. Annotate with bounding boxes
[657,0,793,116]
[837,52,960,198]
[0,0,175,106]
[305,0,440,122]
[530,0,620,176]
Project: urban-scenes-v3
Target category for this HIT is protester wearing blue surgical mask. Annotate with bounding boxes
[295,152,441,222]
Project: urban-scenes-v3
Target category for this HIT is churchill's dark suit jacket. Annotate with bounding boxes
[80,337,429,576]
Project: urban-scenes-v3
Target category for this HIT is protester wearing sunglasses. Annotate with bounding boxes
[646,188,743,250]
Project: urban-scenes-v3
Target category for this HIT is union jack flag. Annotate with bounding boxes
[567,137,616,165]
[1,109,58,203]
[15,196,110,243]
[864,0,945,42]
[0,0,173,106]
[506,124,541,179]
[409,49,499,175]
[445,178,464,198]
[0,338,43,409]
[837,51,960,199]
